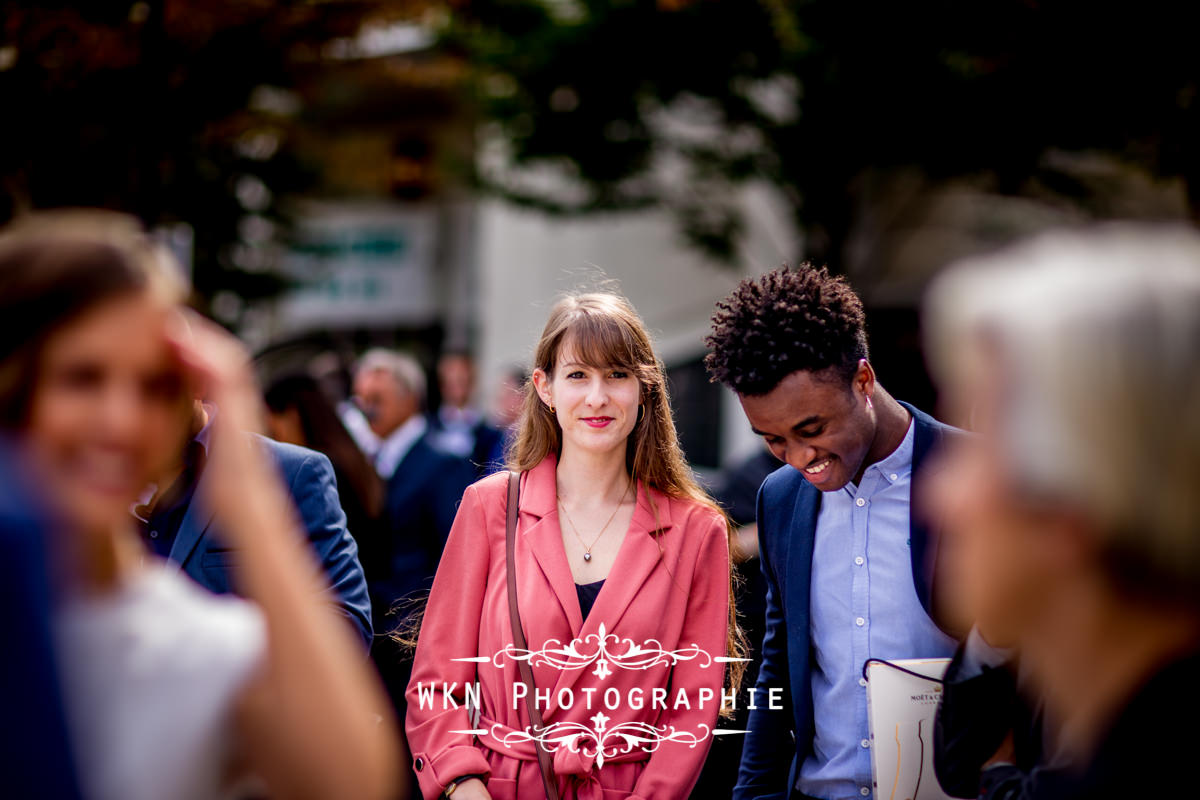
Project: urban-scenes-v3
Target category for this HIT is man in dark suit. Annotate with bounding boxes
[353,349,473,726]
[352,349,474,623]
[137,403,373,649]
[705,266,963,800]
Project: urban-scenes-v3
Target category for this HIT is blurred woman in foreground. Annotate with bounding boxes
[0,211,401,800]
[923,226,1200,799]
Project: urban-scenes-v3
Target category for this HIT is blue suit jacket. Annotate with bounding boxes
[734,403,964,800]
[166,435,373,650]
[1,438,82,799]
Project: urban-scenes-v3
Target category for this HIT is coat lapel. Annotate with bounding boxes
[517,459,583,637]
[386,436,429,510]
[907,403,936,611]
[546,481,670,702]
[901,400,966,638]
[515,458,674,709]
[580,482,669,639]
[786,481,819,640]
[165,428,261,573]
[166,472,216,571]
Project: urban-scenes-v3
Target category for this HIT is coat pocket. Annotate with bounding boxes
[199,549,238,593]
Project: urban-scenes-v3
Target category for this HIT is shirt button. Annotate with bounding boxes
[859,677,868,687]
[860,788,871,796]
[149,530,159,539]
[890,473,898,481]
[854,556,864,566]
[414,756,425,771]
[855,497,865,507]
[861,738,871,748]
[856,616,866,627]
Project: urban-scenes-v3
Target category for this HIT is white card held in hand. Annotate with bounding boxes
[864,657,956,800]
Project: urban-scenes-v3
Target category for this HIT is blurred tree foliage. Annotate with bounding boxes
[4,0,1197,290]
[446,0,1200,263]
[0,1,430,310]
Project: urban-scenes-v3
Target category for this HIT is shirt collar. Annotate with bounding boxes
[439,404,480,428]
[374,414,428,478]
[870,416,915,484]
[193,402,217,456]
[133,402,216,519]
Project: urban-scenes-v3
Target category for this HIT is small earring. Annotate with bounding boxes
[548,402,555,413]
[866,395,873,410]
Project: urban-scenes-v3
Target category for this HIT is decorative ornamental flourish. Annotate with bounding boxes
[492,712,709,768]
[455,622,714,679]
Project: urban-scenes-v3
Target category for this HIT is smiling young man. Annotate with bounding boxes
[706,265,962,800]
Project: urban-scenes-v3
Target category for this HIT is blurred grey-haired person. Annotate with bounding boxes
[922,225,1200,800]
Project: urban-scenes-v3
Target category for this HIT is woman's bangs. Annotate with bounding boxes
[560,313,639,372]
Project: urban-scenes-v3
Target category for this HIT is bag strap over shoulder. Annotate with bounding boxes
[505,471,560,800]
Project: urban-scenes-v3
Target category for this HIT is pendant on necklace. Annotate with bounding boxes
[583,552,592,562]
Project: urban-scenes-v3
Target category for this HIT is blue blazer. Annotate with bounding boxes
[734,403,964,800]
[166,436,374,650]
[1,438,82,799]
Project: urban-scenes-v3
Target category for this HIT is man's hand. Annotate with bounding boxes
[983,729,1016,768]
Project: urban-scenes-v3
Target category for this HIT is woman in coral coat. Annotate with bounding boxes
[406,293,744,800]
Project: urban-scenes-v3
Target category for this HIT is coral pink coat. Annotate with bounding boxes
[406,456,731,800]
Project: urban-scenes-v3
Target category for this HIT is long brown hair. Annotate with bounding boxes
[508,292,748,700]
[263,373,385,521]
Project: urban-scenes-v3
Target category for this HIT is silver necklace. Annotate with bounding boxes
[558,481,631,563]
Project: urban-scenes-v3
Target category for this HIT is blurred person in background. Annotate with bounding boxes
[706,265,965,800]
[405,292,744,800]
[489,367,527,432]
[263,372,386,581]
[0,211,401,800]
[352,348,474,620]
[132,367,372,649]
[488,366,529,465]
[353,348,474,743]
[309,349,385,461]
[427,349,504,478]
[923,226,1200,800]
[137,390,374,651]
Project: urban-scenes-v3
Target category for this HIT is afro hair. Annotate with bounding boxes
[705,264,869,396]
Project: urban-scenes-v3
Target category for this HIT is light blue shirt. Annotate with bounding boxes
[797,420,956,800]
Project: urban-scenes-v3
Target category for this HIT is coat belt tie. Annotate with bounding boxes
[476,714,649,800]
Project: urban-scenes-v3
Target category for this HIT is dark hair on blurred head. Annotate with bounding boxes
[0,210,185,428]
[264,373,383,522]
[705,264,869,396]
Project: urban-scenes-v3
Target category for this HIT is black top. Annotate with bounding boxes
[935,643,1048,800]
[576,579,605,621]
[1030,648,1200,800]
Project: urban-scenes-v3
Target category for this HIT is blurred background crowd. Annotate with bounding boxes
[5,0,1197,473]
[2,1,1199,799]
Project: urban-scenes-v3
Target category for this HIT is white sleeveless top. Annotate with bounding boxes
[55,563,266,800]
